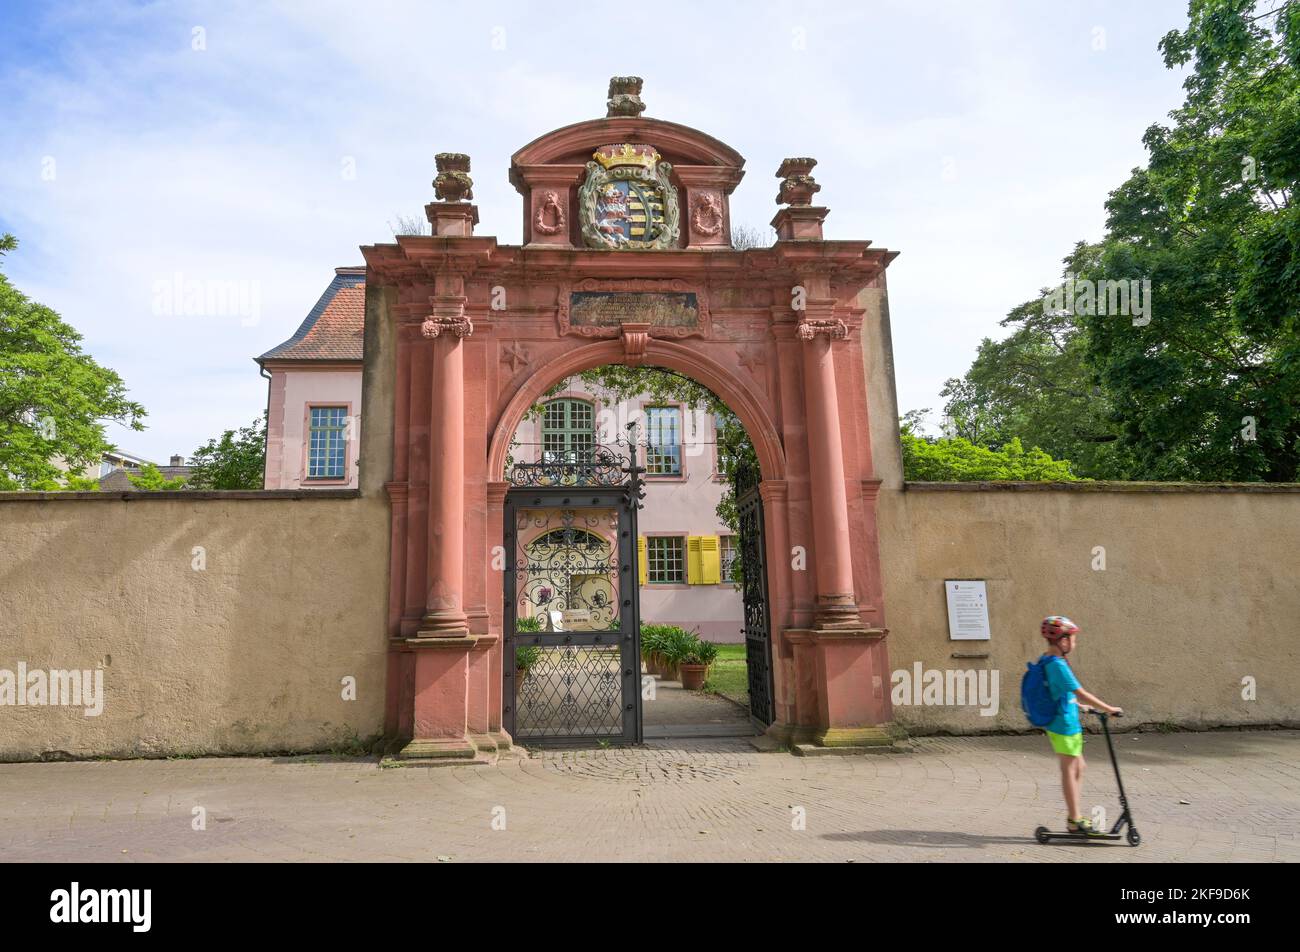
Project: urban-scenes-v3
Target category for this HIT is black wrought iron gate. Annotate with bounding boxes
[735,460,775,727]
[503,445,643,744]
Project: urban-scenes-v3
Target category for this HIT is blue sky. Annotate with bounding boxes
[0,0,1190,461]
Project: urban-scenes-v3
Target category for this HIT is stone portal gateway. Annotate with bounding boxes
[363,78,900,760]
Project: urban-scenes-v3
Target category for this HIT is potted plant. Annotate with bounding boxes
[678,638,718,691]
[640,624,673,677]
[515,616,543,701]
[659,626,702,685]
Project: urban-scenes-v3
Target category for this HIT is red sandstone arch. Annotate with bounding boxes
[487,339,788,484]
[364,87,899,761]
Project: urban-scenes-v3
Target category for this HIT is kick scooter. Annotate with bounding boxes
[1034,710,1141,847]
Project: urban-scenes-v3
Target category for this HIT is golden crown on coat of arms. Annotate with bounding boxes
[592,143,660,171]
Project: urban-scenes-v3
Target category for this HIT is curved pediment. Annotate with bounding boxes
[509,79,746,251]
[511,116,745,172]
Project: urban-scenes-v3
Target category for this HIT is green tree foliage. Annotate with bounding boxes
[1081,0,1300,481]
[127,462,187,491]
[26,472,100,492]
[900,415,1079,482]
[0,237,146,489]
[187,414,267,489]
[944,0,1300,482]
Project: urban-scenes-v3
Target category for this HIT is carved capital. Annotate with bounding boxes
[421,316,474,339]
[796,319,849,341]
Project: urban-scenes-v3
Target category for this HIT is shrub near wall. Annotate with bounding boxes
[0,491,389,761]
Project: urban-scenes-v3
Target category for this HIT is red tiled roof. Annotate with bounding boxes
[257,267,365,363]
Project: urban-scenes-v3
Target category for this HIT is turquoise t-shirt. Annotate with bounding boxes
[1042,654,1081,736]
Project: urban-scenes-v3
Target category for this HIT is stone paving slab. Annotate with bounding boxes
[0,730,1296,862]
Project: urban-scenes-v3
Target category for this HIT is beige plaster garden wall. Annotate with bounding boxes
[0,287,399,762]
[0,490,390,761]
[878,483,1300,734]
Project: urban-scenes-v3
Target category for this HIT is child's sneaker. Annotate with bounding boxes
[1067,817,1106,837]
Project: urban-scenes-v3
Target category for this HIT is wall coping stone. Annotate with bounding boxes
[0,489,363,503]
[903,480,1300,494]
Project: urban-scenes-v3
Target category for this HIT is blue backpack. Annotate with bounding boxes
[1021,657,1061,727]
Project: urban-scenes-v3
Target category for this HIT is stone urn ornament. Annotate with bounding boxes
[606,76,646,118]
[434,152,474,203]
[776,157,821,206]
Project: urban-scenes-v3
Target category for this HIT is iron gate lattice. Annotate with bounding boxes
[735,459,775,727]
[503,444,643,744]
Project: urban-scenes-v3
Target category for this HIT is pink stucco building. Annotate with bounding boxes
[256,267,364,490]
[258,277,745,640]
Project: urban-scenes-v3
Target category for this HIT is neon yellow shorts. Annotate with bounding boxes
[1047,730,1084,757]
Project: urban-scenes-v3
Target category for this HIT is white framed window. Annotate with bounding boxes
[541,398,596,463]
[646,536,686,584]
[307,406,348,479]
[645,406,682,476]
[719,534,738,581]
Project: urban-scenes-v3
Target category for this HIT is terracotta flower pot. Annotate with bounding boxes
[679,663,708,691]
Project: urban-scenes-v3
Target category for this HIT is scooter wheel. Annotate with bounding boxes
[1034,826,1050,844]
[1126,828,1141,847]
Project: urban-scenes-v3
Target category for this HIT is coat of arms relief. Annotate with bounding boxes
[579,143,680,250]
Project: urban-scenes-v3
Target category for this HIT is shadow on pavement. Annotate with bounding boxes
[822,829,1121,848]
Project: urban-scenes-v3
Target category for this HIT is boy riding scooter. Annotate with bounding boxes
[1024,616,1123,835]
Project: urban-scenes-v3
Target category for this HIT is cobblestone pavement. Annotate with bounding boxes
[1,730,1297,862]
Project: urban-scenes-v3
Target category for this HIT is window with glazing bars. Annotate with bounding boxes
[541,398,595,463]
[645,406,682,475]
[647,536,685,583]
[719,534,738,581]
[307,406,348,479]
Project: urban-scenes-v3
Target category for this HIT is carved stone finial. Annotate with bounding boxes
[776,157,820,206]
[606,76,645,118]
[434,153,473,202]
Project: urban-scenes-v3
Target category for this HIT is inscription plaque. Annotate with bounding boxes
[569,291,699,329]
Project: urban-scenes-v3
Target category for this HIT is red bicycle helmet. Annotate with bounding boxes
[1041,615,1080,640]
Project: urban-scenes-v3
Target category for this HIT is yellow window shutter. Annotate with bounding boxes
[686,536,703,584]
[637,536,648,585]
[700,535,721,584]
